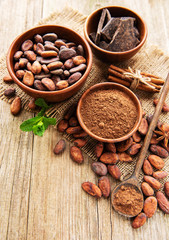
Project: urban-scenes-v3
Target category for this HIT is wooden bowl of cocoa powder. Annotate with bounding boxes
[77,82,142,143]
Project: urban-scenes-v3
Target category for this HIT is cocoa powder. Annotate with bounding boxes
[80,89,137,139]
[113,185,143,216]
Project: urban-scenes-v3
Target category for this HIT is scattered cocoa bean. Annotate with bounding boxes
[53,139,66,154]
[64,104,77,120]
[153,171,168,179]
[143,159,153,175]
[132,131,142,143]
[57,119,69,132]
[132,213,147,229]
[118,152,133,162]
[4,88,16,97]
[74,138,88,148]
[164,182,169,198]
[156,191,169,214]
[107,165,121,180]
[138,118,148,135]
[144,175,162,190]
[98,176,110,198]
[150,135,159,145]
[148,155,165,170]
[105,143,116,153]
[73,131,88,138]
[82,182,102,198]
[3,75,14,83]
[116,137,133,152]
[100,152,118,164]
[66,126,82,135]
[149,145,168,158]
[91,162,108,176]
[141,182,154,196]
[143,196,157,218]
[95,142,104,158]
[69,116,78,127]
[10,97,21,115]
[70,146,84,164]
[28,98,36,110]
[127,143,141,155]
[146,114,153,124]
[153,97,169,112]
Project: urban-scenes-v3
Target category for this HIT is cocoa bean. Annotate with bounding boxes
[44,44,59,52]
[141,182,154,196]
[41,78,56,91]
[34,73,51,80]
[44,41,55,46]
[68,72,82,85]
[16,70,25,79]
[23,71,34,86]
[54,40,67,48]
[77,44,84,56]
[21,40,33,51]
[10,97,21,115]
[138,118,148,135]
[132,213,147,229]
[143,196,157,218]
[40,57,59,65]
[149,145,168,158]
[107,165,121,180]
[118,152,133,162]
[132,131,142,143]
[153,97,169,112]
[31,60,42,74]
[34,80,47,91]
[41,51,58,58]
[146,114,153,124]
[164,182,169,198]
[4,88,15,97]
[100,152,119,164]
[42,64,50,74]
[28,98,36,110]
[150,136,159,145]
[70,146,84,164]
[67,42,76,48]
[95,142,104,158]
[43,33,58,42]
[14,62,20,71]
[14,51,23,61]
[64,104,76,120]
[3,75,14,83]
[148,155,165,170]
[47,61,63,70]
[91,162,108,176]
[53,139,66,154]
[66,126,82,135]
[27,62,32,71]
[69,63,86,74]
[63,70,70,77]
[143,159,153,175]
[24,50,36,62]
[105,143,116,153]
[156,191,169,214]
[73,131,88,138]
[59,48,76,60]
[82,182,102,198]
[144,175,162,190]
[116,137,133,152]
[127,143,141,155]
[50,69,63,75]
[73,55,86,65]
[98,176,110,198]
[57,119,69,132]
[64,59,75,69]
[74,138,87,148]
[56,80,69,90]
[34,34,43,44]
[69,116,78,127]
[19,58,28,68]
[153,171,168,179]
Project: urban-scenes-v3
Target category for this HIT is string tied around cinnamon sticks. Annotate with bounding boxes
[108,65,164,92]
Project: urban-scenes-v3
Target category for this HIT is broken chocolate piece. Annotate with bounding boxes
[95,8,107,45]
[101,17,121,42]
[99,41,109,50]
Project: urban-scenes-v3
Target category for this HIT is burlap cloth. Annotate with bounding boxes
[1,7,169,188]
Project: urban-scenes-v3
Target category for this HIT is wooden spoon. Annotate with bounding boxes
[111,72,169,218]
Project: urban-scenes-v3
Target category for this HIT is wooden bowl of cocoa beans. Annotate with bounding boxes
[7,25,92,102]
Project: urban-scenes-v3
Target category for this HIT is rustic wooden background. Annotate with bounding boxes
[0,0,169,239]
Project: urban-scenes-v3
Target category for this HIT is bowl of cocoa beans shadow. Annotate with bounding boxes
[77,82,142,143]
[7,25,92,102]
[84,6,147,62]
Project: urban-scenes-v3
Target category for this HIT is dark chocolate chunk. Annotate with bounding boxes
[99,41,109,50]
[101,17,121,42]
[95,8,107,45]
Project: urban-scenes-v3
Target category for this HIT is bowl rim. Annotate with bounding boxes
[77,82,142,143]
[84,5,148,55]
[6,24,93,96]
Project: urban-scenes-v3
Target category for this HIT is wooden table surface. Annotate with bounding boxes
[0,0,169,239]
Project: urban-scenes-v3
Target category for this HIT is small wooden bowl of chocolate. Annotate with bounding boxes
[6,25,92,102]
[77,82,142,143]
[84,6,147,62]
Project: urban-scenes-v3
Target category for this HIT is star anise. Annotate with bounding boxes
[154,123,169,148]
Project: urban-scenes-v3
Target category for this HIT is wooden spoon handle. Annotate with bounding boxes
[134,73,169,179]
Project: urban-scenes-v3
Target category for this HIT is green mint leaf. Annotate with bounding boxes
[37,107,46,117]
[32,121,45,136]
[20,116,42,131]
[43,117,56,130]
[35,98,53,109]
